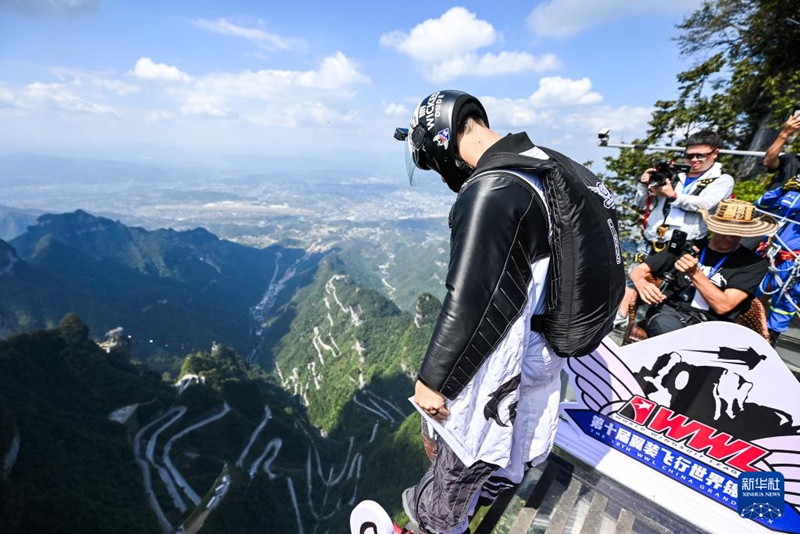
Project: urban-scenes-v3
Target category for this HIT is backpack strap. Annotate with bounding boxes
[530,314,544,332]
[691,175,718,195]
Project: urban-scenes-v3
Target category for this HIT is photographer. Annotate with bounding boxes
[753,111,800,345]
[630,199,774,337]
[635,130,734,254]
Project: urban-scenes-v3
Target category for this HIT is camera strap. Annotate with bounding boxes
[699,246,730,280]
[648,171,720,239]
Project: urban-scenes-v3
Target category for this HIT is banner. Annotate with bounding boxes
[557,322,800,533]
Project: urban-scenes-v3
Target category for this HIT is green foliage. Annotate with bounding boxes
[180,344,268,390]
[0,316,169,534]
[648,53,735,141]
[271,254,432,433]
[602,0,800,248]
[360,413,430,522]
[733,175,770,203]
[0,307,437,534]
[671,0,800,148]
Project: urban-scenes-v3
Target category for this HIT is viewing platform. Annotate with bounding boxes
[458,324,800,534]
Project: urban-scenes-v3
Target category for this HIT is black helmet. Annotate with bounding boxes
[396,90,489,193]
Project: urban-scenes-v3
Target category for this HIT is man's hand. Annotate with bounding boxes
[674,250,700,277]
[782,113,800,136]
[652,180,677,199]
[414,380,449,422]
[633,278,665,305]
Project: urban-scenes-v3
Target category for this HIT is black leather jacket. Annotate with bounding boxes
[418,133,551,399]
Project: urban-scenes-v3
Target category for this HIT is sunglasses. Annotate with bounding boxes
[684,151,714,161]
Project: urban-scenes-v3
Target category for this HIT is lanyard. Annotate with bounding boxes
[699,246,729,279]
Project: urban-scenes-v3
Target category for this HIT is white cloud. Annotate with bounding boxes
[23,82,118,116]
[180,94,229,118]
[477,77,648,137]
[0,85,19,109]
[162,52,371,127]
[298,52,371,89]
[380,7,496,62]
[193,18,306,52]
[245,102,360,128]
[382,7,560,83]
[481,96,550,128]
[146,110,173,123]
[132,57,192,83]
[430,52,561,83]
[49,67,141,95]
[480,76,602,124]
[89,77,140,95]
[479,94,653,169]
[570,104,654,136]
[184,52,369,105]
[527,0,703,38]
[384,102,409,117]
[528,76,603,107]
[5,52,371,130]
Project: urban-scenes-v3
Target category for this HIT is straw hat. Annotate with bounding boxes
[699,199,778,238]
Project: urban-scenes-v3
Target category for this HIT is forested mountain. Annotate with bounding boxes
[0,210,440,533]
[268,255,438,432]
[1,210,318,372]
[0,312,431,533]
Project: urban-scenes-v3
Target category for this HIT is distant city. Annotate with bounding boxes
[0,152,454,311]
[1,152,452,246]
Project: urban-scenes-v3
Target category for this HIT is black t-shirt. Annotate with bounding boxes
[766,153,800,190]
[645,239,768,320]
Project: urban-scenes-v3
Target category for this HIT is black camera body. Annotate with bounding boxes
[665,229,695,257]
[659,229,699,299]
[648,160,692,187]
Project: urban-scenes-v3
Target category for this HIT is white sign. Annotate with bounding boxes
[558,322,800,533]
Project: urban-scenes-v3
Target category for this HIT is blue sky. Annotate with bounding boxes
[0,0,705,173]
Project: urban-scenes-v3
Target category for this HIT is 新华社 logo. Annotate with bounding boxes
[562,325,800,533]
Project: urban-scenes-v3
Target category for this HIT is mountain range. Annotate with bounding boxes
[0,209,439,533]
[0,209,318,372]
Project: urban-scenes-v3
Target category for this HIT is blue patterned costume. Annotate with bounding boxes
[755,176,800,333]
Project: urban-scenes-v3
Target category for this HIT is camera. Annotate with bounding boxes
[659,229,699,298]
[597,127,610,146]
[665,229,695,257]
[648,160,691,188]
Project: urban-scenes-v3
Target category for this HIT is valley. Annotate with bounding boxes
[0,153,452,312]
[0,154,452,533]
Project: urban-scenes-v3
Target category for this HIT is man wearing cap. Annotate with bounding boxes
[630,199,776,337]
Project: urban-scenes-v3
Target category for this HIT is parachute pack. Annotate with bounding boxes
[474,146,626,357]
